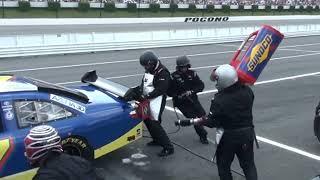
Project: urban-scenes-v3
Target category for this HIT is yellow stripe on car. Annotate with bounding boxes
[0,139,10,161]
[1,168,38,180]
[94,122,143,159]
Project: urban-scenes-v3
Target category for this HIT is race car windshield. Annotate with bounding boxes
[25,77,89,103]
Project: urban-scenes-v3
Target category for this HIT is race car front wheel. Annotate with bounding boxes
[314,115,320,143]
[62,136,94,161]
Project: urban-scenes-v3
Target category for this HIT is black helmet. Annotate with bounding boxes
[139,51,159,67]
[176,55,191,67]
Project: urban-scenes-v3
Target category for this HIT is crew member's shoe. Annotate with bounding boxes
[157,148,174,157]
[200,137,209,144]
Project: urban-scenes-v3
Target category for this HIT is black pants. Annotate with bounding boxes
[144,119,173,150]
[216,140,257,180]
[177,100,207,138]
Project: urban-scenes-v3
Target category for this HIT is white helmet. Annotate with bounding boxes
[210,64,238,91]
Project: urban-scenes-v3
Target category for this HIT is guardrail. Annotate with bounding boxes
[0,17,320,58]
[1,15,320,25]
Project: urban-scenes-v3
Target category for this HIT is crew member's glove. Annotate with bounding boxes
[178,90,193,99]
[184,90,193,96]
[123,88,136,101]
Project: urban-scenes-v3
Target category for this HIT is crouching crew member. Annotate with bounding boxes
[167,55,208,144]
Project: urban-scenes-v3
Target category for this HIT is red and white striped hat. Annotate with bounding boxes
[24,125,63,165]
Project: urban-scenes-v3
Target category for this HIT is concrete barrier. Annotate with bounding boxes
[0,16,319,58]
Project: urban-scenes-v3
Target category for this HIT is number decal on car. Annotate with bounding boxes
[0,137,14,170]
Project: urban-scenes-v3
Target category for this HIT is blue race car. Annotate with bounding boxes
[0,71,143,180]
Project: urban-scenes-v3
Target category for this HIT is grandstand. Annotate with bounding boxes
[10,0,320,5]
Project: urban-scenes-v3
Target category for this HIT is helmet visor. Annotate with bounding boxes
[177,65,188,72]
[143,64,154,72]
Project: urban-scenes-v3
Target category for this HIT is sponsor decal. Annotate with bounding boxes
[2,101,14,120]
[247,34,273,72]
[127,135,136,142]
[5,111,14,121]
[184,16,229,22]
[2,101,12,110]
[3,101,10,107]
[50,94,86,113]
[136,129,141,136]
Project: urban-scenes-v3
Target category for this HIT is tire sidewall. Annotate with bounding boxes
[61,136,94,161]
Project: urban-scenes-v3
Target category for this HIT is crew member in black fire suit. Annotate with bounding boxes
[24,125,103,180]
[167,55,208,144]
[175,64,258,180]
[123,50,174,157]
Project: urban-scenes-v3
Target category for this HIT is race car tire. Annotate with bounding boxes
[314,115,320,142]
[62,136,94,161]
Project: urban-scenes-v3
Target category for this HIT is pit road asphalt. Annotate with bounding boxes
[1,35,320,180]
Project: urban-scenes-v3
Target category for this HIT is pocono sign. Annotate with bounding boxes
[184,17,229,22]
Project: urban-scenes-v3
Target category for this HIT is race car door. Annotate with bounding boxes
[0,97,38,180]
[0,100,16,178]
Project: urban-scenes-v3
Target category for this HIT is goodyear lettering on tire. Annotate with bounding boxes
[62,137,87,149]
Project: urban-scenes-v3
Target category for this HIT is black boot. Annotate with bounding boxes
[157,148,174,157]
[200,136,209,144]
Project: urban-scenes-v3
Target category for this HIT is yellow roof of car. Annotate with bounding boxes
[0,75,13,82]
[0,75,37,93]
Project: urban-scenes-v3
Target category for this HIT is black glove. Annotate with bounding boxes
[175,120,192,126]
[184,90,193,96]
[178,90,193,99]
[123,88,136,101]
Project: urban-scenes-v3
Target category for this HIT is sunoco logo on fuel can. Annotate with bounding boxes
[247,34,273,72]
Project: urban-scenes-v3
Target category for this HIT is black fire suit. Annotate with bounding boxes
[125,62,174,151]
[167,69,208,139]
[33,151,103,180]
[200,82,258,180]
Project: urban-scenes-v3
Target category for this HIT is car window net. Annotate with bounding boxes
[15,101,72,128]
